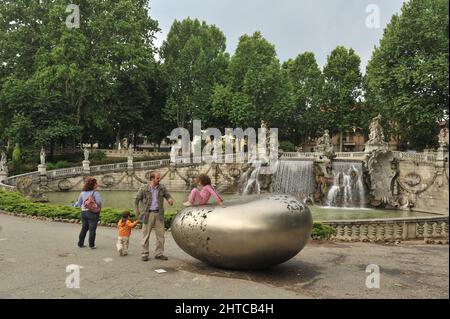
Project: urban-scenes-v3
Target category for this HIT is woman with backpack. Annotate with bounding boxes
[75,177,102,249]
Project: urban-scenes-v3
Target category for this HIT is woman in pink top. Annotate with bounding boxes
[184,174,224,207]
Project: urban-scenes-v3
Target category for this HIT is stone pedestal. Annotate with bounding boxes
[364,143,388,154]
[82,160,90,174]
[0,172,8,183]
[38,164,47,175]
[127,156,133,170]
[435,147,446,175]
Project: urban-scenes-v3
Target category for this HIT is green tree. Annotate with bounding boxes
[0,0,160,157]
[283,52,324,144]
[213,32,294,132]
[365,0,449,150]
[322,46,363,151]
[161,18,229,129]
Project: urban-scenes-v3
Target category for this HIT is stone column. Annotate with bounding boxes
[0,171,8,183]
[386,223,395,242]
[82,160,90,175]
[354,224,361,241]
[379,223,386,242]
[38,164,46,175]
[127,154,134,171]
[38,164,47,186]
[361,224,369,242]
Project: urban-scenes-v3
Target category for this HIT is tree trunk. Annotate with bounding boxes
[339,128,343,152]
[49,142,54,162]
[115,126,121,150]
[133,131,138,151]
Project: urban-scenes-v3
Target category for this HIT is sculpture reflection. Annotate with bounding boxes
[171,194,313,270]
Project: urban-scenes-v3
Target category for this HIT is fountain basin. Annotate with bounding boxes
[171,194,313,270]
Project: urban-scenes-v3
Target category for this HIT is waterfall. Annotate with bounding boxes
[271,160,315,201]
[242,162,262,195]
[326,161,365,208]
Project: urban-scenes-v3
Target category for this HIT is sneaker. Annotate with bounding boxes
[142,256,149,262]
[155,255,168,260]
[183,201,192,207]
[89,246,96,250]
[78,245,86,248]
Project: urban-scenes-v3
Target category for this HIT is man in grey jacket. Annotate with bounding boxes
[134,171,174,261]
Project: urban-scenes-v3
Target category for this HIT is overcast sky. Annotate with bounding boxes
[150,0,406,72]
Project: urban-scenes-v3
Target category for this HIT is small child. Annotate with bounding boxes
[116,211,139,256]
[184,174,224,207]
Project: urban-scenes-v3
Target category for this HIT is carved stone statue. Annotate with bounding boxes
[121,138,129,150]
[260,120,268,130]
[438,127,449,149]
[40,147,46,165]
[0,151,7,173]
[127,146,133,162]
[316,129,334,158]
[80,145,89,161]
[365,114,388,152]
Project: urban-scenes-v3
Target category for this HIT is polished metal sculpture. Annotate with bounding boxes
[171,194,313,270]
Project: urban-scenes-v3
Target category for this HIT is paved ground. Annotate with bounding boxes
[0,213,448,299]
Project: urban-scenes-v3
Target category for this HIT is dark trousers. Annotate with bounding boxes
[78,211,99,248]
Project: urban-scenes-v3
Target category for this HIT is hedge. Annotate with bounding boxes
[0,190,333,238]
[0,190,176,229]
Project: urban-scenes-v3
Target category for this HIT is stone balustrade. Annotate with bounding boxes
[281,152,321,159]
[335,152,367,159]
[47,167,84,178]
[323,215,449,242]
[99,149,168,158]
[392,151,442,163]
[281,150,447,163]
[1,171,40,187]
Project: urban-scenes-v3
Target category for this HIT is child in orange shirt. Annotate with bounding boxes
[116,211,139,256]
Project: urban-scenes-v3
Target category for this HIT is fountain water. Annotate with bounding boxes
[326,161,365,208]
[272,160,315,201]
[242,162,262,195]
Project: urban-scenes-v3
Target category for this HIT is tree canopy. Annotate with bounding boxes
[0,0,448,163]
[365,0,449,149]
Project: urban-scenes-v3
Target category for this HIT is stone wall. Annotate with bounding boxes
[323,215,449,243]
[366,150,449,214]
[1,151,448,215]
[37,162,250,194]
[395,159,449,214]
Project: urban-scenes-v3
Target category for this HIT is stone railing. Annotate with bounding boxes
[90,162,128,173]
[281,152,321,159]
[47,167,84,179]
[99,149,168,158]
[1,171,40,187]
[133,159,171,169]
[323,215,449,242]
[392,151,439,163]
[335,152,367,159]
[281,152,366,160]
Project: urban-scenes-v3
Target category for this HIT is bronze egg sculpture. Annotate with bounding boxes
[171,194,313,270]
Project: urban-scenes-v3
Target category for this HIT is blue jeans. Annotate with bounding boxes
[78,211,99,248]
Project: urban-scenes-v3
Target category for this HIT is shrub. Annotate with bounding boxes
[46,161,71,170]
[279,141,296,152]
[91,150,107,161]
[311,223,336,240]
[164,211,177,229]
[0,190,178,227]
